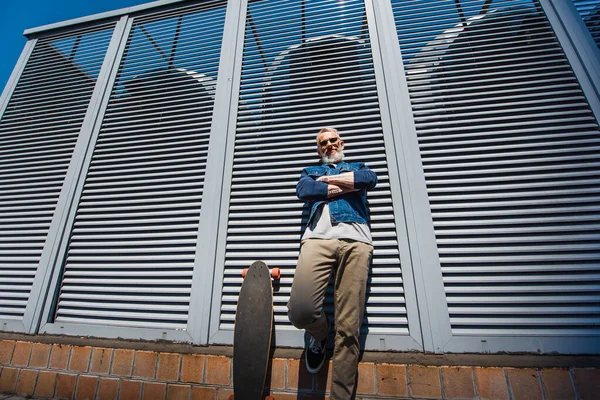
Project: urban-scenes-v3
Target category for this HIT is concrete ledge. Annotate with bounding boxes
[1,338,599,399]
[0,332,598,368]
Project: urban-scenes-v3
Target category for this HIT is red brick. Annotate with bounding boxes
[15,368,37,396]
[268,358,286,390]
[376,363,407,397]
[474,367,509,400]
[507,368,543,400]
[76,375,98,400]
[69,346,92,372]
[157,353,180,381]
[0,340,15,364]
[49,344,71,370]
[143,381,166,400]
[121,379,142,400]
[316,360,332,392]
[167,383,191,400]
[35,370,57,398]
[573,368,600,400]
[0,366,18,393]
[540,368,575,400]
[205,355,230,385]
[56,373,77,399]
[181,354,204,383]
[112,349,134,376]
[90,348,113,375]
[298,394,329,400]
[134,351,157,379]
[216,388,233,400]
[442,366,475,399]
[97,378,119,400]
[357,362,375,395]
[409,365,441,399]
[270,393,300,400]
[287,358,313,390]
[11,341,32,366]
[192,386,216,400]
[29,343,52,368]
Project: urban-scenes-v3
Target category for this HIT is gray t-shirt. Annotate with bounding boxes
[302,203,372,245]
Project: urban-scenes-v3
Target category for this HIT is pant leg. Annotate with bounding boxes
[287,239,337,342]
[330,240,373,400]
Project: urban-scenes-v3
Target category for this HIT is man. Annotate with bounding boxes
[287,127,377,399]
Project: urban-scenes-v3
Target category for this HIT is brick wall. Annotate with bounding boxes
[0,339,598,399]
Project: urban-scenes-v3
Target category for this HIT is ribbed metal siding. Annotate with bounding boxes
[53,1,227,329]
[221,0,408,335]
[0,25,114,321]
[573,0,600,47]
[392,0,600,335]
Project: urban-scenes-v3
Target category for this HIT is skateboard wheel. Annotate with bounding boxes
[228,395,234,400]
[271,268,281,279]
[242,268,248,278]
[265,397,275,400]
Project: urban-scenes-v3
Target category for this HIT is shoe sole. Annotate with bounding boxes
[305,350,326,374]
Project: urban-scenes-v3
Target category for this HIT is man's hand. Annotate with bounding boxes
[317,172,355,189]
[319,173,358,198]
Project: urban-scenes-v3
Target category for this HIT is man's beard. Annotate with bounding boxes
[321,149,345,164]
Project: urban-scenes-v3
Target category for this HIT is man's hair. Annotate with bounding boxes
[316,127,339,143]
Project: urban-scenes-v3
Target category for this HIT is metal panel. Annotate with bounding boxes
[0,24,115,332]
[48,1,228,337]
[213,0,419,350]
[391,0,600,353]
[572,0,600,47]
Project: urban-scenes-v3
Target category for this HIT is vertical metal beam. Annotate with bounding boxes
[140,24,170,62]
[301,0,306,42]
[0,39,36,122]
[33,15,134,334]
[247,9,268,69]
[453,0,467,25]
[169,15,184,68]
[368,0,451,353]
[480,0,493,15]
[69,35,82,61]
[539,0,600,124]
[189,0,248,346]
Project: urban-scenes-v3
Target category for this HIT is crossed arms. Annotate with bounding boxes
[296,165,377,201]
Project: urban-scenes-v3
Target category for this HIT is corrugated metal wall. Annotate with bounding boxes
[573,0,600,47]
[392,0,600,341]
[0,0,598,353]
[53,1,227,332]
[0,23,115,329]
[220,0,410,339]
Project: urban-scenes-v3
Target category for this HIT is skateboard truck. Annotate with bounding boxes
[242,267,281,280]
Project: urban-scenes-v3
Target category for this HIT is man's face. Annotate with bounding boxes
[317,131,344,163]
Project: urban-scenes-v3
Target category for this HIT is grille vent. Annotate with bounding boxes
[573,0,600,47]
[392,0,600,335]
[0,25,114,321]
[220,0,409,336]
[53,1,227,329]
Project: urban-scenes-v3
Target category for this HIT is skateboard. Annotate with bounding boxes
[230,261,281,400]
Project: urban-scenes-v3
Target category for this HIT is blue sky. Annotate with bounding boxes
[0,0,153,92]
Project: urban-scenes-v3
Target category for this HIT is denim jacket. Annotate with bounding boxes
[296,162,377,226]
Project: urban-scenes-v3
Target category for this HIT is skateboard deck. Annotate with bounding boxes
[231,261,280,400]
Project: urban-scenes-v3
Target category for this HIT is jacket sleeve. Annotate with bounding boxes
[296,168,329,201]
[353,164,377,190]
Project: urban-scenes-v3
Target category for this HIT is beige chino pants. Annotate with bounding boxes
[287,238,373,399]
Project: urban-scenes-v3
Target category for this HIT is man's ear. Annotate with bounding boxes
[339,141,345,150]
